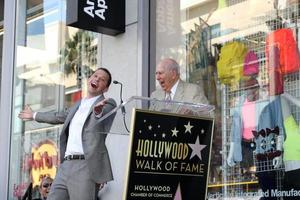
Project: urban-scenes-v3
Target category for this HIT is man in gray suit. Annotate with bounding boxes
[18,68,116,200]
[150,58,208,110]
[150,58,209,198]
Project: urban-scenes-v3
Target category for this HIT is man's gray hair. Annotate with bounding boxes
[164,58,180,75]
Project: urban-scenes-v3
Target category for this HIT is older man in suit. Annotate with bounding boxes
[150,58,208,110]
[150,58,209,199]
[18,68,116,200]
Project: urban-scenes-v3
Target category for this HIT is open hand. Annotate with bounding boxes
[18,105,34,121]
[94,98,110,115]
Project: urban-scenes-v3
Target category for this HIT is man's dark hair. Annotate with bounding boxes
[95,67,112,87]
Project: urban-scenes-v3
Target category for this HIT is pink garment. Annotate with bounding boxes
[243,50,259,76]
[241,98,256,140]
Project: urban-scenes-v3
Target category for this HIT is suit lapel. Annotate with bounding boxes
[173,80,184,102]
[158,90,165,100]
[60,100,81,137]
[65,101,81,126]
[63,95,104,131]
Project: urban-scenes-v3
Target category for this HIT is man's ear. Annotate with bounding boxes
[171,70,177,79]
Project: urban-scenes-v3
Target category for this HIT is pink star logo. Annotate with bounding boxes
[174,182,182,200]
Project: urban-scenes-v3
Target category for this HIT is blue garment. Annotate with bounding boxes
[255,96,285,154]
[254,97,285,200]
[230,95,267,162]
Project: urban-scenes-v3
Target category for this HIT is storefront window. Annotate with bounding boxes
[155,0,300,199]
[9,0,98,199]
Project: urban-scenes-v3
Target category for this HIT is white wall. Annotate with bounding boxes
[97,0,142,199]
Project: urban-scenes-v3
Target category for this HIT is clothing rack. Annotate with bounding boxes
[219,2,300,198]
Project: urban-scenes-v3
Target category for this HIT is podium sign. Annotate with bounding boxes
[123,109,214,200]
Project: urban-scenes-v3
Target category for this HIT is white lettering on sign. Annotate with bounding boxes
[83,0,107,20]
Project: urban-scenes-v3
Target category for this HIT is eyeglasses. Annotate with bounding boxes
[42,183,52,188]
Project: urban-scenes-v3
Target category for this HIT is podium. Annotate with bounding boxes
[98,96,214,200]
[99,96,214,135]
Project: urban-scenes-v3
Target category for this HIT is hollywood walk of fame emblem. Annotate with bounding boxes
[124,109,214,200]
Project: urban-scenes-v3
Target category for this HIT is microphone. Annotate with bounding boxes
[113,80,125,115]
[113,80,121,84]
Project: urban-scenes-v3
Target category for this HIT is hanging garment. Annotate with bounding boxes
[257,96,284,134]
[283,115,300,161]
[268,45,284,96]
[255,96,285,159]
[217,41,248,85]
[230,95,267,163]
[241,98,256,140]
[243,50,259,76]
[266,28,300,74]
[252,126,282,160]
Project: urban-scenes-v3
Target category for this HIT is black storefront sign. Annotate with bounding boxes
[124,109,214,200]
[66,0,125,36]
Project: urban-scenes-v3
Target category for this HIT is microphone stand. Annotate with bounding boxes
[113,80,129,133]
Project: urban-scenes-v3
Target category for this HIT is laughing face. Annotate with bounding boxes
[87,69,110,98]
[155,60,179,92]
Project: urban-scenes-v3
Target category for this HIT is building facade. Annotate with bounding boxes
[1,0,300,199]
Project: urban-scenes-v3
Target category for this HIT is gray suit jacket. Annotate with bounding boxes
[150,80,209,114]
[150,79,208,104]
[35,95,116,184]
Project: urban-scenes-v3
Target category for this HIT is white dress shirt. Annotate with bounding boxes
[165,80,179,100]
[65,96,99,156]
